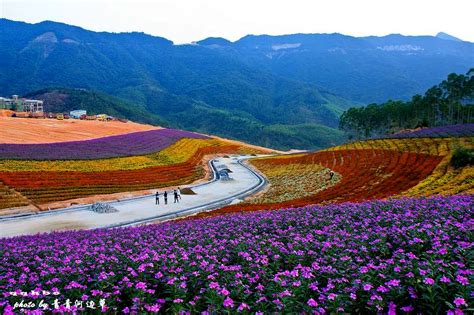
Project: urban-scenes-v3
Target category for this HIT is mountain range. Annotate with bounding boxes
[1,18,473,149]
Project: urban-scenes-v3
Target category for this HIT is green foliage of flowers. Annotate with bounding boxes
[451,147,474,168]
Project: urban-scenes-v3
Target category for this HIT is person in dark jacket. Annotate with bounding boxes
[173,190,180,203]
[155,192,160,205]
[164,191,168,205]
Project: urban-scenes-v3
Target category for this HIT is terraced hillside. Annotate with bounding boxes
[0,181,30,209]
[205,125,473,217]
[0,128,271,211]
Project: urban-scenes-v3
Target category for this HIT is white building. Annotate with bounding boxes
[70,110,87,119]
[23,99,44,113]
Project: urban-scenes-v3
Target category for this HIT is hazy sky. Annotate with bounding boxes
[2,0,474,43]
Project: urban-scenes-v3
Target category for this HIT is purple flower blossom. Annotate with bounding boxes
[309,282,318,291]
[386,279,400,287]
[388,302,397,315]
[400,305,414,312]
[456,275,469,285]
[223,297,234,308]
[237,303,249,311]
[423,278,435,285]
[307,298,318,307]
[209,282,219,289]
[440,276,451,283]
[383,124,474,139]
[135,282,147,290]
[453,297,467,307]
[144,304,161,312]
[220,288,230,296]
[328,293,337,300]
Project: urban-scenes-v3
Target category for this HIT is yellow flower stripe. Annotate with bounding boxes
[250,153,307,162]
[248,160,341,204]
[400,146,474,197]
[325,137,473,156]
[398,137,473,197]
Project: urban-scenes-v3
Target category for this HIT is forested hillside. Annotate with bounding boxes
[339,70,474,138]
[0,19,355,150]
[198,33,474,103]
[1,18,473,149]
[25,88,166,126]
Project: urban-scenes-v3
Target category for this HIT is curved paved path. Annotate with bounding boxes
[0,156,266,238]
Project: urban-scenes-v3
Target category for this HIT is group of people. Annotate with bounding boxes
[155,188,181,205]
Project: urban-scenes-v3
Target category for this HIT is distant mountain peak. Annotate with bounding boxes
[436,32,462,42]
[197,37,232,46]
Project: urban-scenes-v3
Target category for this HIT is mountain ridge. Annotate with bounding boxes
[198,32,473,103]
[1,18,472,149]
[436,32,463,42]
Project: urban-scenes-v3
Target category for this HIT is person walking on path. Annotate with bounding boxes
[177,187,182,200]
[155,192,160,205]
[164,191,168,205]
[174,190,180,203]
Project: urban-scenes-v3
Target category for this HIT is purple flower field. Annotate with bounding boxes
[1,195,472,313]
[0,129,208,160]
[385,124,474,139]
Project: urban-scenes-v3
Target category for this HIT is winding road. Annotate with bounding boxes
[0,156,267,238]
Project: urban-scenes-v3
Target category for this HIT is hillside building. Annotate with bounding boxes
[23,99,44,113]
[70,110,87,119]
[0,95,44,112]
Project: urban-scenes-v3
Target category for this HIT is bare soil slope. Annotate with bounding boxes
[0,116,160,144]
